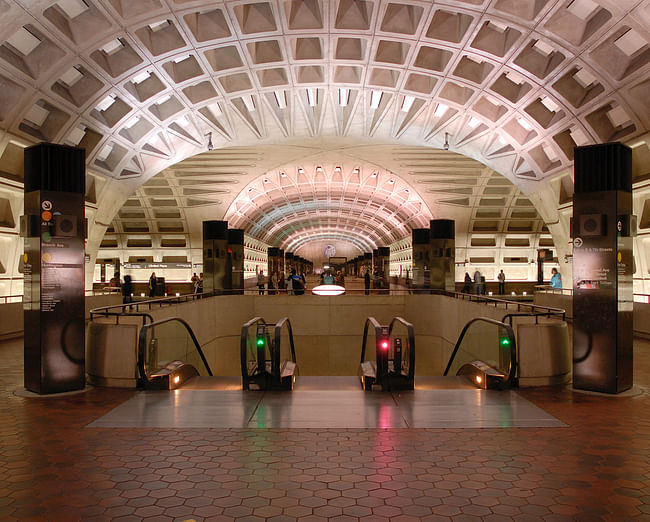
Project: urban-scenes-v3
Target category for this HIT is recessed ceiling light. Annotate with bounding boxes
[132,70,151,84]
[339,88,349,107]
[388,179,395,184]
[401,95,415,112]
[306,88,317,107]
[263,178,270,183]
[370,90,382,109]
[434,103,448,117]
[517,117,533,131]
[274,91,286,109]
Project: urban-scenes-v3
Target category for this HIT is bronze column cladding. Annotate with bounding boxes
[23,143,86,394]
[202,221,228,296]
[537,248,553,285]
[279,250,285,280]
[285,252,294,273]
[363,252,372,276]
[227,229,244,294]
[430,219,455,292]
[412,229,431,293]
[267,247,280,278]
[375,247,390,294]
[572,143,633,394]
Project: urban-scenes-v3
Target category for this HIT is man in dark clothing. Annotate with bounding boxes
[364,269,371,295]
[289,268,304,295]
[122,275,133,305]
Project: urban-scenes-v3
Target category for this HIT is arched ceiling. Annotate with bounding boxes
[117,143,547,255]
[0,0,648,265]
[224,160,433,250]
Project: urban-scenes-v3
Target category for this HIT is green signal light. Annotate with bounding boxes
[500,337,511,347]
[256,338,265,346]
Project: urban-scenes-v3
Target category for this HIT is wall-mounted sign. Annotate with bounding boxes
[123,262,192,269]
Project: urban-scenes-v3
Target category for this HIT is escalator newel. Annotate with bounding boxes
[359,317,415,391]
[241,317,297,391]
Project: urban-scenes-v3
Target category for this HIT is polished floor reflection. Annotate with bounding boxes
[1,336,650,520]
[89,377,565,429]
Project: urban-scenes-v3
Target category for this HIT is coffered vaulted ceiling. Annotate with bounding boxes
[0,0,648,261]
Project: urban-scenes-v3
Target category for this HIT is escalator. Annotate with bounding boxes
[359,316,516,390]
[138,317,213,389]
[240,317,297,391]
[359,317,415,391]
[443,317,517,389]
[137,313,513,392]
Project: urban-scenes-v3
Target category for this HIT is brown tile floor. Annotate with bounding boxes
[1,336,649,521]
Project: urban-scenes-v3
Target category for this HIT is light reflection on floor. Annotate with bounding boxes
[88,377,565,429]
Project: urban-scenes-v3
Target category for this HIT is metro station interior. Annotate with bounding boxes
[1,0,650,520]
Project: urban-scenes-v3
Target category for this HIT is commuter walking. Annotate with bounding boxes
[498,270,506,295]
[148,272,157,298]
[473,269,482,295]
[257,270,266,295]
[550,267,562,289]
[122,275,133,305]
[364,269,371,295]
[462,272,471,293]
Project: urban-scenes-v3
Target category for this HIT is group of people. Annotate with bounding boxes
[320,269,344,286]
[256,269,306,295]
[462,268,562,294]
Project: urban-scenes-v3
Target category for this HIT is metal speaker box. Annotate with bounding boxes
[579,214,606,237]
[53,214,78,237]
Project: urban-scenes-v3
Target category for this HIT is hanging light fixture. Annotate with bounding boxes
[205,132,213,151]
[443,132,450,151]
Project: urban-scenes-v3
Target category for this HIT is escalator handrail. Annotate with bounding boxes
[501,311,566,327]
[273,317,297,381]
[137,316,213,383]
[388,317,416,381]
[360,317,383,364]
[240,317,266,385]
[443,316,517,386]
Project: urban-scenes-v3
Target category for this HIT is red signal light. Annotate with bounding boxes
[380,340,389,350]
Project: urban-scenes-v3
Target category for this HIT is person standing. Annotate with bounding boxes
[197,273,204,296]
[288,269,305,295]
[257,270,266,295]
[498,269,506,295]
[148,272,157,298]
[191,272,199,294]
[323,270,335,285]
[473,269,482,295]
[550,268,562,289]
[268,271,278,295]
